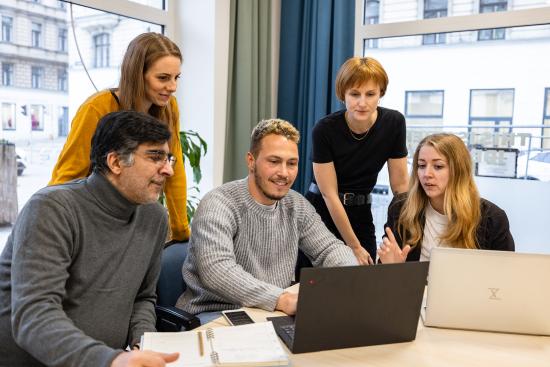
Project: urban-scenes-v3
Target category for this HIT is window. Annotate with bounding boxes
[543,88,550,149]
[58,0,66,9]
[1,16,12,42]
[469,89,514,142]
[58,106,69,136]
[2,63,13,86]
[58,68,67,91]
[30,105,44,131]
[31,66,43,89]
[479,0,507,41]
[423,0,447,45]
[58,28,67,52]
[363,0,379,49]
[93,33,110,68]
[405,90,444,118]
[1,103,15,130]
[31,22,42,48]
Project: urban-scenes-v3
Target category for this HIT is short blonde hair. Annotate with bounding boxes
[249,118,300,158]
[335,57,389,101]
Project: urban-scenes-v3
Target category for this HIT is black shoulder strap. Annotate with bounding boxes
[109,89,121,107]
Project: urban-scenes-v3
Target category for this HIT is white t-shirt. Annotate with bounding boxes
[420,202,449,261]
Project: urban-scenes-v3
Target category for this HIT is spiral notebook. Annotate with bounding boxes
[141,321,288,367]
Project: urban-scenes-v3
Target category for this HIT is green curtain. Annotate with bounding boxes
[223,0,272,182]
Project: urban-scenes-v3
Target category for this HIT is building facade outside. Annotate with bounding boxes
[0,0,160,145]
[1,0,68,143]
[359,0,550,181]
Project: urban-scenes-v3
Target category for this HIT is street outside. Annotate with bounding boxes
[0,138,65,253]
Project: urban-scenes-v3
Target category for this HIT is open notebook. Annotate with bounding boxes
[141,321,289,367]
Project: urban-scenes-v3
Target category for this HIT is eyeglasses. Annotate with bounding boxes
[140,150,177,167]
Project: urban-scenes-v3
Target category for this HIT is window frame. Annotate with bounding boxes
[1,102,16,131]
[66,0,175,38]
[93,32,110,68]
[1,15,13,43]
[478,0,508,41]
[58,68,68,91]
[58,27,68,52]
[31,66,44,89]
[2,62,13,86]
[405,90,445,118]
[30,104,44,131]
[31,21,42,48]
[468,88,515,139]
[354,2,550,51]
[422,0,448,45]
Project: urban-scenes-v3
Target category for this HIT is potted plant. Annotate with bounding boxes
[180,130,207,222]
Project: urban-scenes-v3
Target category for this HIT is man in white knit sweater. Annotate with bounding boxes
[176,119,359,321]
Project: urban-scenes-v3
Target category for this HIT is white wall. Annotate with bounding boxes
[476,176,550,254]
[174,0,230,194]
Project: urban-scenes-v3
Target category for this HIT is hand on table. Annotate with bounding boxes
[111,350,179,367]
[275,291,298,315]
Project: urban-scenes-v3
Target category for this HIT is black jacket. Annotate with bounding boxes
[385,195,515,261]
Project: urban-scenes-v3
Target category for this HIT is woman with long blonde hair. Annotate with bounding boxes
[378,133,514,263]
[50,32,190,241]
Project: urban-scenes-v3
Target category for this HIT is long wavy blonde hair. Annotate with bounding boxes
[398,133,481,249]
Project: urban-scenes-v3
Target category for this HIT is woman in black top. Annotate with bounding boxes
[305,57,409,265]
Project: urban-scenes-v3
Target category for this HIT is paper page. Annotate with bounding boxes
[211,322,288,366]
[142,331,212,367]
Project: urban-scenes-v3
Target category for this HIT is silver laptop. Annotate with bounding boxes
[423,247,550,335]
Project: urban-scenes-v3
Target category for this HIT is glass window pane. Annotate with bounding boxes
[0,1,162,144]
[425,0,448,11]
[361,0,543,24]
[30,105,43,131]
[2,103,16,130]
[470,89,514,118]
[364,0,380,25]
[361,24,550,181]
[405,90,444,117]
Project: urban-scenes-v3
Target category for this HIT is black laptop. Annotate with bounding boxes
[268,261,429,354]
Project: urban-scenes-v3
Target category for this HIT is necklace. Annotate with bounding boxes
[345,112,372,141]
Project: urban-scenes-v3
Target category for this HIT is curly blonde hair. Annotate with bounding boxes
[249,119,300,158]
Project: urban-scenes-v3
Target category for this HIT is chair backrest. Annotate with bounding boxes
[156,242,188,307]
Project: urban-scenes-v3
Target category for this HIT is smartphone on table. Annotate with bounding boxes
[221,310,255,326]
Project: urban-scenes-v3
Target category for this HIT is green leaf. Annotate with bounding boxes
[180,130,208,222]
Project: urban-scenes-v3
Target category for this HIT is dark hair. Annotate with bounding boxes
[90,110,171,174]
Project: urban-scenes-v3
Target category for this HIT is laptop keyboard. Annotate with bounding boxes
[280,324,295,340]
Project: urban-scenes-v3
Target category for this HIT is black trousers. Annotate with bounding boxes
[296,191,376,280]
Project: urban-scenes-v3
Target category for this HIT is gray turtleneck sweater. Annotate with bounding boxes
[176,178,358,315]
[0,173,168,367]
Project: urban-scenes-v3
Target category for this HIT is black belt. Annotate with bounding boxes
[309,183,372,206]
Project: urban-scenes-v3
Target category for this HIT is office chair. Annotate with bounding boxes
[155,242,200,331]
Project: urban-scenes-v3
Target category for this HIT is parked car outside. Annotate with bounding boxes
[15,148,27,176]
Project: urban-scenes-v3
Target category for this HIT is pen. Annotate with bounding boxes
[198,331,204,356]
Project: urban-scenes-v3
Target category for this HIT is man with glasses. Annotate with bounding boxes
[0,111,179,367]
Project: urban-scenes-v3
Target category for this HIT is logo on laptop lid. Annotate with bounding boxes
[488,287,501,300]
